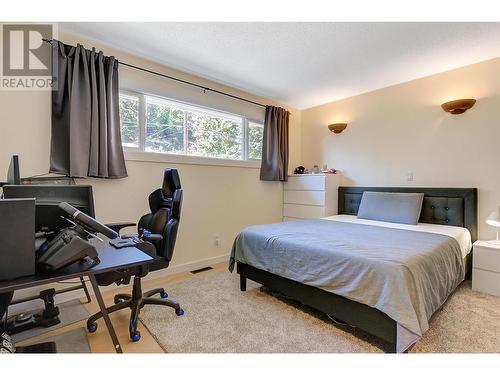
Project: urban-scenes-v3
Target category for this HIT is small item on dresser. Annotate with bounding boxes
[311,165,320,174]
[328,168,337,174]
[293,166,305,174]
[321,164,328,173]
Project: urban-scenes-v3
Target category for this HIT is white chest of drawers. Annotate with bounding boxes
[283,174,342,221]
[472,240,500,297]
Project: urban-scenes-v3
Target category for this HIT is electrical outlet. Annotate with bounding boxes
[407,172,414,182]
[214,235,220,247]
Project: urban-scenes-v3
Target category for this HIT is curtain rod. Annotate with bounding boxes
[42,38,267,109]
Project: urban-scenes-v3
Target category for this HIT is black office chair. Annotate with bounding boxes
[86,168,184,342]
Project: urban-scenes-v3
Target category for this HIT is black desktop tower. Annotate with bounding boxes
[0,199,36,281]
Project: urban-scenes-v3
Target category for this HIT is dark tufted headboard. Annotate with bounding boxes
[338,187,478,243]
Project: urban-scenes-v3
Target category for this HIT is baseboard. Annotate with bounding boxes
[11,253,229,308]
[143,254,229,280]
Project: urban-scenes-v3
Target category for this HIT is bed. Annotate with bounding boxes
[229,187,477,353]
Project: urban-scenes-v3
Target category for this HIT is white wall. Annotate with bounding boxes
[301,57,500,239]
[0,32,301,275]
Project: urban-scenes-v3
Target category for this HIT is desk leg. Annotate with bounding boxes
[88,273,123,353]
[80,277,92,303]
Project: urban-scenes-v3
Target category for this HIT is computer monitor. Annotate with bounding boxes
[7,155,21,185]
[2,185,95,235]
[0,198,36,281]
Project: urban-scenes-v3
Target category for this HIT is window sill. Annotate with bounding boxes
[124,149,261,169]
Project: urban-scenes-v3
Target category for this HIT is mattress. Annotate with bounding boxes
[229,216,467,352]
[322,214,472,258]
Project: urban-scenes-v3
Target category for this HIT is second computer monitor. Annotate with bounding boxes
[2,185,95,235]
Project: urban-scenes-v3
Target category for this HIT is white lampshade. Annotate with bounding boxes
[486,211,500,227]
[486,207,500,244]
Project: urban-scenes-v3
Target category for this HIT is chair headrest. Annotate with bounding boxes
[148,169,182,213]
[162,169,181,197]
[148,188,170,213]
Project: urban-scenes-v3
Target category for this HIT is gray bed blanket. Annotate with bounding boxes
[229,219,465,352]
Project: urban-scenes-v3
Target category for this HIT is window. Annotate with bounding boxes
[145,97,185,155]
[248,121,264,160]
[118,94,140,148]
[119,92,263,162]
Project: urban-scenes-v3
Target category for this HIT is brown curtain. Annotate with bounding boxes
[50,40,127,179]
[260,106,290,182]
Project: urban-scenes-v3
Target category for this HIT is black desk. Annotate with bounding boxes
[0,240,153,353]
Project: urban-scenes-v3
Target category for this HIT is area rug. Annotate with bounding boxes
[139,271,500,353]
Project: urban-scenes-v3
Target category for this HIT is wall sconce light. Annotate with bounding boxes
[328,123,348,134]
[441,99,476,115]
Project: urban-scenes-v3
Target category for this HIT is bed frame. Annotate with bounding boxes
[237,187,477,353]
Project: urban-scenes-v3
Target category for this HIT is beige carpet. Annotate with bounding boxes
[140,271,500,353]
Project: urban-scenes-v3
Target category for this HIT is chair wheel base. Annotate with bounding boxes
[87,323,97,333]
[176,308,184,316]
[130,331,141,342]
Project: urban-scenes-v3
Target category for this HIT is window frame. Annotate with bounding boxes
[119,90,263,169]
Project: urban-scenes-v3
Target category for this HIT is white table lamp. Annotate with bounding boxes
[486,208,500,244]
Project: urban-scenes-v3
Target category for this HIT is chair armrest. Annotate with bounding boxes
[144,233,163,245]
[105,222,136,234]
[121,234,138,239]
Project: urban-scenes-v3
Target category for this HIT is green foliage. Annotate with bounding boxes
[248,123,263,160]
[119,97,139,146]
[187,112,242,159]
[145,103,185,154]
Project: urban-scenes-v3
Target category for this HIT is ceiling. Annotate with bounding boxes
[59,22,500,109]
